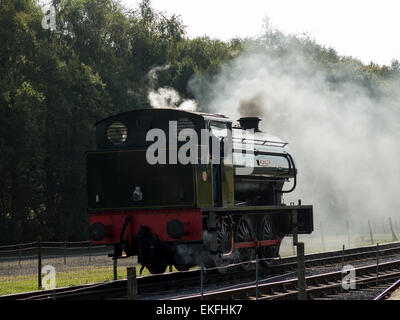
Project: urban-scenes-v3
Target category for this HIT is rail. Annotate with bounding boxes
[374,278,400,300]
[2,241,400,300]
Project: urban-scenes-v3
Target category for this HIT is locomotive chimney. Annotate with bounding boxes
[238,117,261,132]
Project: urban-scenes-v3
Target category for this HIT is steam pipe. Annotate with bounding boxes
[222,217,235,257]
[222,228,235,257]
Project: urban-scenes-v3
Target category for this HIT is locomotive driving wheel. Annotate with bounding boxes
[258,215,280,265]
[203,217,231,268]
[235,216,255,270]
[174,264,190,271]
[146,262,167,274]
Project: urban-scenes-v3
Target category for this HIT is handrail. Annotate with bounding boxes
[232,136,288,148]
[232,148,297,194]
[280,152,297,194]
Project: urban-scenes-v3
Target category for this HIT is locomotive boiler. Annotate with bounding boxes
[86,108,313,273]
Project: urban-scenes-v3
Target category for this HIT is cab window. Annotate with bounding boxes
[210,121,230,138]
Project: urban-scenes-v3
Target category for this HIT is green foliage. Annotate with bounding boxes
[0,0,398,244]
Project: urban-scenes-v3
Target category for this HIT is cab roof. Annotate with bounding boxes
[96,108,231,125]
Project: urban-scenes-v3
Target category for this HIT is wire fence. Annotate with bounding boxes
[278,216,400,256]
[0,240,137,296]
[1,216,399,296]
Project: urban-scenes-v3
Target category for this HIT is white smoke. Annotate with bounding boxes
[148,87,180,108]
[188,33,400,237]
[147,65,198,111]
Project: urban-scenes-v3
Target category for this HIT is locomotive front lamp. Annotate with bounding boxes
[167,219,185,239]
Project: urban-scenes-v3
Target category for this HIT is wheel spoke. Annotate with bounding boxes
[235,217,255,269]
[216,218,231,255]
[263,219,272,238]
[237,220,252,242]
[238,222,246,240]
[259,216,280,263]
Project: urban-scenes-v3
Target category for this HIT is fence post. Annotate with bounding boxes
[127,267,137,300]
[18,243,22,267]
[38,238,42,289]
[376,243,379,287]
[341,244,345,271]
[113,259,118,280]
[292,209,298,256]
[88,242,92,264]
[389,218,398,242]
[340,244,346,292]
[297,242,306,300]
[64,240,67,265]
[292,209,298,246]
[368,220,374,245]
[320,221,325,252]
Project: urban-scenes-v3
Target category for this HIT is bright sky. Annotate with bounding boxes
[123,0,400,66]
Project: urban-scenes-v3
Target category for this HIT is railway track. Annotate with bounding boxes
[174,259,400,300]
[1,241,400,300]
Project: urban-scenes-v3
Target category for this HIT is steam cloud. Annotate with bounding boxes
[147,65,198,111]
[188,37,400,236]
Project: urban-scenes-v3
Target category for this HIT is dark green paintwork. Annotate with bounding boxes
[86,109,235,211]
[86,149,196,210]
[221,158,234,207]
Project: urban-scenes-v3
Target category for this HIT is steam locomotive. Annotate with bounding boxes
[87,109,313,273]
